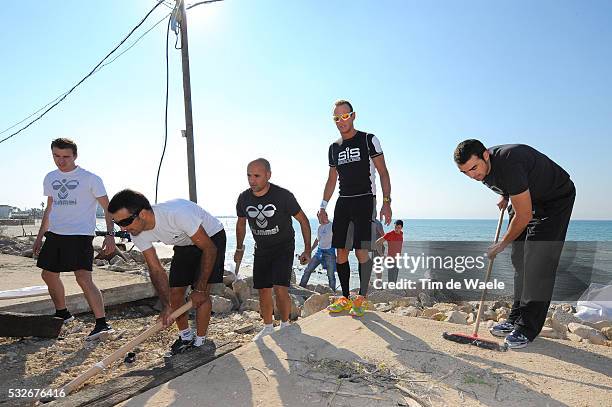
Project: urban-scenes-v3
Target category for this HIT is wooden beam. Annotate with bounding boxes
[0,312,63,338]
[52,340,241,407]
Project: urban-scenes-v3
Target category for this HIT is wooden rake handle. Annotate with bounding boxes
[472,209,505,336]
[60,300,193,396]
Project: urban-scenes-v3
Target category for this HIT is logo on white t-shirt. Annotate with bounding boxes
[246,204,276,228]
[52,179,79,201]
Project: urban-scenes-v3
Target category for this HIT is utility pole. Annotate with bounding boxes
[178,0,197,203]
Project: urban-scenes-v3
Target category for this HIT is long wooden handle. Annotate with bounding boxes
[472,209,505,336]
[60,300,193,396]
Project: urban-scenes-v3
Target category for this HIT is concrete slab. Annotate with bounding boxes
[0,254,155,314]
[116,311,612,407]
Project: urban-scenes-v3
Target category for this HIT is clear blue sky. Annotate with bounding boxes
[1,0,611,219]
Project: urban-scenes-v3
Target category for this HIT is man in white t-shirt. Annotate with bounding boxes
[108,189,225,354]
[299,210,337,291]
[34,138,117,340]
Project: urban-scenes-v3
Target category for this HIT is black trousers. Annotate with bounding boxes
[507,184,575,341]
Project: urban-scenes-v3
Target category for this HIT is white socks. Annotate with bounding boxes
[193,335,206,347]
[252,324,274,341]
[180,328,193,341]
[280,320,290,328]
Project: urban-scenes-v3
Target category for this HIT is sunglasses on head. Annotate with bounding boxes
[332,111,354,122]
[113,209,141,227]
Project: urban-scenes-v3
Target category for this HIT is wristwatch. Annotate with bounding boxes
[383,196,392,204]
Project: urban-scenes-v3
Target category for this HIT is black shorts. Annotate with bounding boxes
[169,229,226,288]
[332,195,376,250]
[36,232,94,273]
[253,242,294,289]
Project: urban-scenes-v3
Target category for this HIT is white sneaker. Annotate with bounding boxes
[279,321,291,329]
[252,325,275,341]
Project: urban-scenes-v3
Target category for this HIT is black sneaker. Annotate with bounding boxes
[504,330,530,349]
[54,311,75,324]
[169,337,194,355]
[489,321,514,337]
[86,323,114,341]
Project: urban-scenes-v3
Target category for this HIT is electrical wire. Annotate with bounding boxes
[0,0,167,145]
[0,11,171,139]
[155,16,173,204]
[187,0,224,10]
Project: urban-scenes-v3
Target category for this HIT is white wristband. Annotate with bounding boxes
[320,200,328,209]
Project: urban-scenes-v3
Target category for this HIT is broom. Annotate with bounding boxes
[442,208,508,352]
[39,300,194,402]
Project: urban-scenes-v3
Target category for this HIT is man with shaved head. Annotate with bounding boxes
[235,158,312,341]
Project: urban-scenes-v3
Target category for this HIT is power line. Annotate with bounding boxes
[0,10,172,138]
[187,0,223,10]
[0,0,168,145]
[155,17,173,204]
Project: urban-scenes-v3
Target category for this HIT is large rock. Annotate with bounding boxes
[209,283,226,296]
[240,299,260,313]
[223,271,236,287]
[601,327,612,340]
[431,312,447,321]
[94,259,109,267]
[483,309,497,321]
[568,323,608,345]
[418,292,435,307]
[433,303,458,313]
[211,296,233,314]
[20,249,34,258]
[466,312,476,324]
[551,309,581,334]
[583,320,612,331]
[491,300,511,311]
[232,277,257,303]
[302,293,331,317]
[539,327,562,339]
[273,294,301,321]
[421,307,440,318]
[375,303,394,312]
[390,297,419,308]
[109,256,126,266]
[395,306,421,317]
[496,307,511,321]
[313,284,334,294]
[444,311,468,324]
[222,287,240,310]
[367,291,403,304]
[457,303,474,314]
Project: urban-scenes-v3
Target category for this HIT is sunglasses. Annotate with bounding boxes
[113,209,141,227]
[332,111,354,122]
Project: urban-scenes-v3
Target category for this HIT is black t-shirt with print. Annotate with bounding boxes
[482,144,573,206]
[236,183,301,252]
[328,131,383,197]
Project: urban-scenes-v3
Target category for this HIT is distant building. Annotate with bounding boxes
[0,205,12,219]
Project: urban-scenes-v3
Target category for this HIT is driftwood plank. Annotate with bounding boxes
[0,312,63,338]
[52,340,241,407]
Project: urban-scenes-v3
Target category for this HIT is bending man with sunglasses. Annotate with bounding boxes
[321,99,393,317]
[108,189,225,354]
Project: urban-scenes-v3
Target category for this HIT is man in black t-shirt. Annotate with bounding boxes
[454,139,575,349]
[319,99,393,317]
[235,158,312,341]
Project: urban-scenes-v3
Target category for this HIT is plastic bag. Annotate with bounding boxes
[574,282,612,322]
